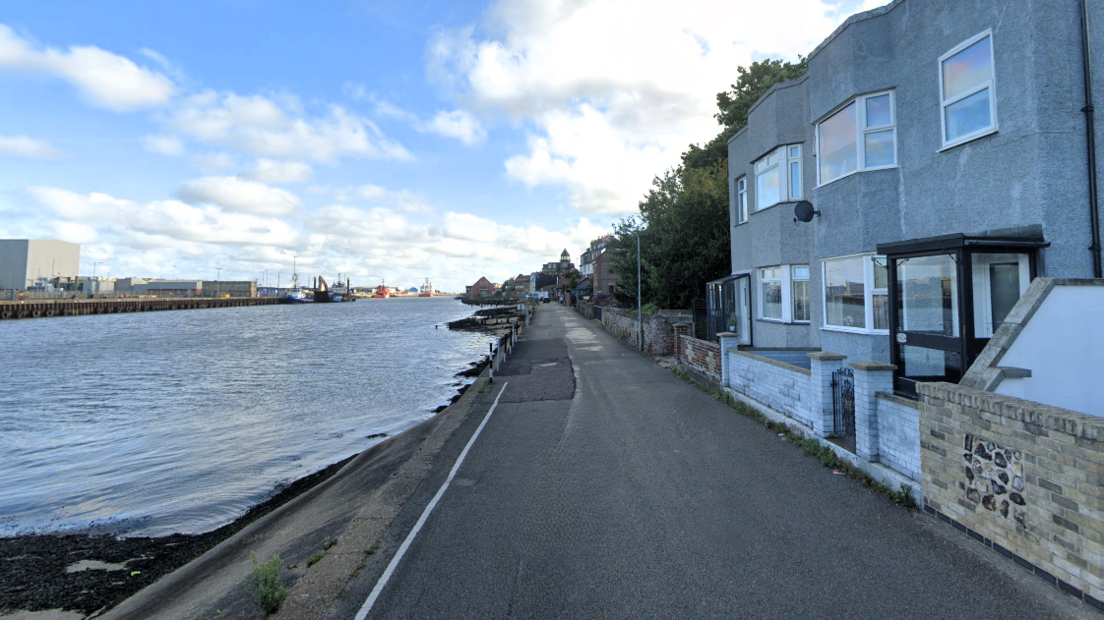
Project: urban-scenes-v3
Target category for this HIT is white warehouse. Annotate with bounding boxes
[0,239,81,290]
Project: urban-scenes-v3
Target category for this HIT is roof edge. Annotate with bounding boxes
[809,0,906,61]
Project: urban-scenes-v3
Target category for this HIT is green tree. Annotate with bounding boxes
[611,57,808,309]
[682,57,808,170]
[610,161,730,309]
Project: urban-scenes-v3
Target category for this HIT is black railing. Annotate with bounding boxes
[832,367,856,452]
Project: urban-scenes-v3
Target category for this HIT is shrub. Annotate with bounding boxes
[251,552,287,615]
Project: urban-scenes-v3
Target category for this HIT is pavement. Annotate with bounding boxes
[99,302,1095,619]
[321,302,1094,619]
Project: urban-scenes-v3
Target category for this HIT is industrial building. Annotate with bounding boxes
[0,239,80,290]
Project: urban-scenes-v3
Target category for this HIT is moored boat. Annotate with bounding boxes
[418,277,435,297]
[372,280,391,299]
[282,263,313,303]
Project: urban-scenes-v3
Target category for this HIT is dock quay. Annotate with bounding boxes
[0,297,283,320]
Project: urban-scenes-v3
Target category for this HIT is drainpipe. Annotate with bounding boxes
[1081,0,1102,277]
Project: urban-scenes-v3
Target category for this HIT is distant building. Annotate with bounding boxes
[200,280,257,298]
[559,248,575,272]
[468,276,495,297]
[529,272,557,294]
[0,239,80,290]
[118,279,202,296]
[579,235,617,300]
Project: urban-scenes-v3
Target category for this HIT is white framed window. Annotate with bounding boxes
[735,177,748,224]
[754,144,803,211]
[822,254,889,333]
[758,264,808,323]
[792,265,810,322]
[940,31,997,149]
[816,91,896,186]
[760,266,783,320]
[788,145,802,200]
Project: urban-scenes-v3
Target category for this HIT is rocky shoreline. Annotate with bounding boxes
[0,453,356,617]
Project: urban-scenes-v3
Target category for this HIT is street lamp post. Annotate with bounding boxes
[92,261,101,297]
[635,230,642,352]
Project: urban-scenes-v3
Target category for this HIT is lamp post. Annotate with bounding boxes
[635,229,642,352]
[92,261,101,297]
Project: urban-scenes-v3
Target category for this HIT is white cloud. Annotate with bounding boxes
[51,220,99,244]
[0,24,174,111]
[177,176,301,216]
[171,91,411,163]
[22,183,609,291]
[240,159,313,183]
[0,135,68,159]
[193,152,237,173]
[309,184,431,213]
[429,0,887,214]
[422,110,486,145]
[141,134,185,156]
[29,185,301,249]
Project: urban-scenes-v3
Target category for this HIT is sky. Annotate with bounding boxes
[0,0,885,293]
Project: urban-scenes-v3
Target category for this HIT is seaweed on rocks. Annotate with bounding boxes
[0,454,357,617]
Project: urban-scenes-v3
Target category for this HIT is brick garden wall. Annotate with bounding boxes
[675,334,721,385]
[600,308,677,356]
[918,381,1104,608]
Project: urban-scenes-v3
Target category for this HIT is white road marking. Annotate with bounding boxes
[354,382,510,620]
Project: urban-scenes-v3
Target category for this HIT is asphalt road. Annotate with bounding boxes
[329,303,1091,619]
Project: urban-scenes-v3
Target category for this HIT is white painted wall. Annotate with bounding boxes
[995,285,1104,416]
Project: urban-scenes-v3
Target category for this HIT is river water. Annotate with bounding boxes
[0,297,494,538]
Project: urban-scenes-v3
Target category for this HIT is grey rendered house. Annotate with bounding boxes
[719,0,1103,395]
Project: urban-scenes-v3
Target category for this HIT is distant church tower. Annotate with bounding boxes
[560,248,571,270]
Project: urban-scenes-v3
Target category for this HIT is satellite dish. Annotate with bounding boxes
[793,201,821,223]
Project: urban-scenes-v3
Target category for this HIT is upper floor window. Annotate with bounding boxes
[816,91,896,186]
[754,144,802,211]
[940,31,997,148]
[735,177,748,224]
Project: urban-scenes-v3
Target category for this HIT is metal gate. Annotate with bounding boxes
[832,367,856,449]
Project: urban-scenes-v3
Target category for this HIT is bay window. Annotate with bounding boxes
[822,254,888,333]
[816,91,896,186]
[753,144,803,211]
[940,31,997,148]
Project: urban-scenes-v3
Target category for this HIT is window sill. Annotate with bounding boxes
[939,126,998,152]
[820,325,890,336]
[758,318,810,326]
[815,165,898,190]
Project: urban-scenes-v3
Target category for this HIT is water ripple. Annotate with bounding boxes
[0,298,491,537]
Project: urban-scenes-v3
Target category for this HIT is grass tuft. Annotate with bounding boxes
[251,552,288,615]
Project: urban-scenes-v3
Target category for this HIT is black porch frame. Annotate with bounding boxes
[877,233,1047,395]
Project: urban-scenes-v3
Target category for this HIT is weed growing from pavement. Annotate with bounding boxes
[308,536,337,567]
[251,551,288,615]
[672,365,918,511]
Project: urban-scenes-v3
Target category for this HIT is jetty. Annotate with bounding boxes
[0,296,283,320]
